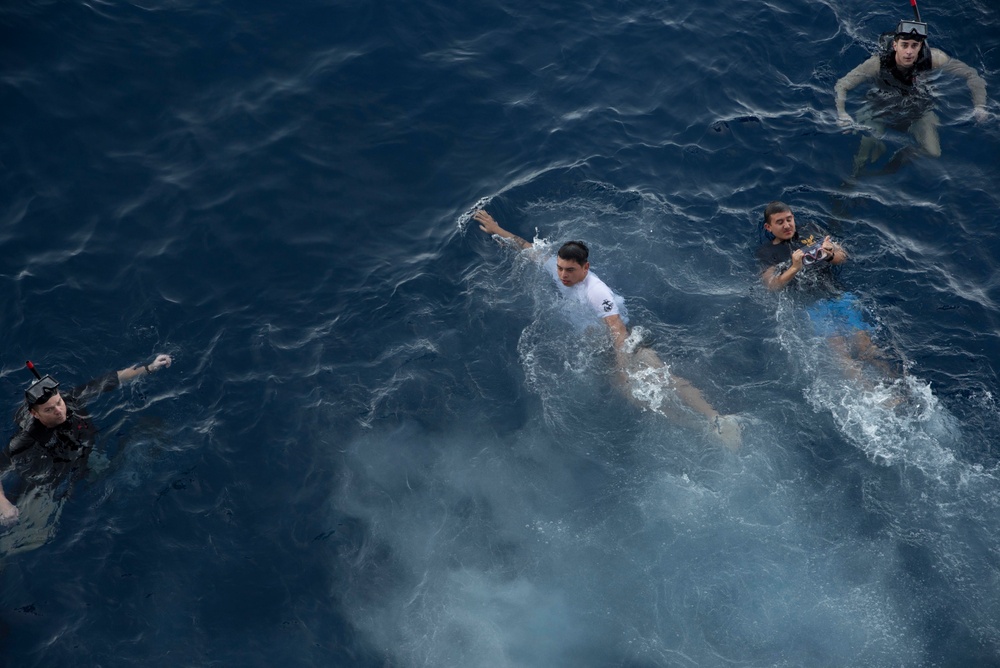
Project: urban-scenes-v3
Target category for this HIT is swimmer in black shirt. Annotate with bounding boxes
[757,201,894,378]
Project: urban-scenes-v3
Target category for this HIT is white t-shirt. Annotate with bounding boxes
[543,255,626,324]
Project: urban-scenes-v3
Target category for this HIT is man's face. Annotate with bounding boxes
[30,391,68,428]
[556,258,589,287]
[893,37,924,68]
[765,210,796,242]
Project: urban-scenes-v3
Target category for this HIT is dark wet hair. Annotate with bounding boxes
[763,201,793,227]
[557,240,589,265]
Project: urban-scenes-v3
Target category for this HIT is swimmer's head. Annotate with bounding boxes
[25,375,68,427]
[892,21,927,68]
[763,201,793,228]
[557,240,589,265]
[894,19,928,42]
[556,241,590,287]
[763,201,796,241]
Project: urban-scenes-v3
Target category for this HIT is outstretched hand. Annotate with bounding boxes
[973,106,989,124]
[471,208,532,250]
[473,209,503,236]
[149,354,172,372]
[821,235,835,257]
[0,498,19,527]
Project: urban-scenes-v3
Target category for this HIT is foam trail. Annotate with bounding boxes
[773,298,964,477]
[771,298,1000,654]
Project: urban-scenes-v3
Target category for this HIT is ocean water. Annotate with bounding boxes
[1,0,1000,666]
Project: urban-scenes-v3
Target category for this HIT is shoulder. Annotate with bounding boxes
[7,419,46,457]
[7,428,32,453]
[584,270,615,296]
[837,56,880,84]
[583,272,620,316]
[859,54,883,74]
[928,47,950,67]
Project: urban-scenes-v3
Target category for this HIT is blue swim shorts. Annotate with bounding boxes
[805,292,874,338]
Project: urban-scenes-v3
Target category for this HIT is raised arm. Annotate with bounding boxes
[835,56,880,124]
[117,354,172,384]
[931,48,989,122]
[473,210,532,250]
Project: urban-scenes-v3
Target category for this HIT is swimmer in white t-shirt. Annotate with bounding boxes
[473,209,741,449]
[541,254,626,327]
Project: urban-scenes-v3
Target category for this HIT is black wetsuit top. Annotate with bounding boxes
[1,372,119,497]
[867,41,934,124]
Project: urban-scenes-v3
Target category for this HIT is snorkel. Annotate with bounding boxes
[895,0,928,41]
[876,0,929,71]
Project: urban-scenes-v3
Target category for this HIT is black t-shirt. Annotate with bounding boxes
[756,224,841,300]
[2,371,119,492]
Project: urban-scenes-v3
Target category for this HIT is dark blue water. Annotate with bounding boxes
[2,0,1000,665]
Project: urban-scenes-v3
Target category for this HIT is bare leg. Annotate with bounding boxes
[671,375,720,421]
[619,348,740,448]
[827,331,903,410]
[828,334,865,381]
[614,348,697,426]
[850,330,899,377]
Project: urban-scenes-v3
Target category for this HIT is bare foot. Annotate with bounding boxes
[709,415,742,451]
